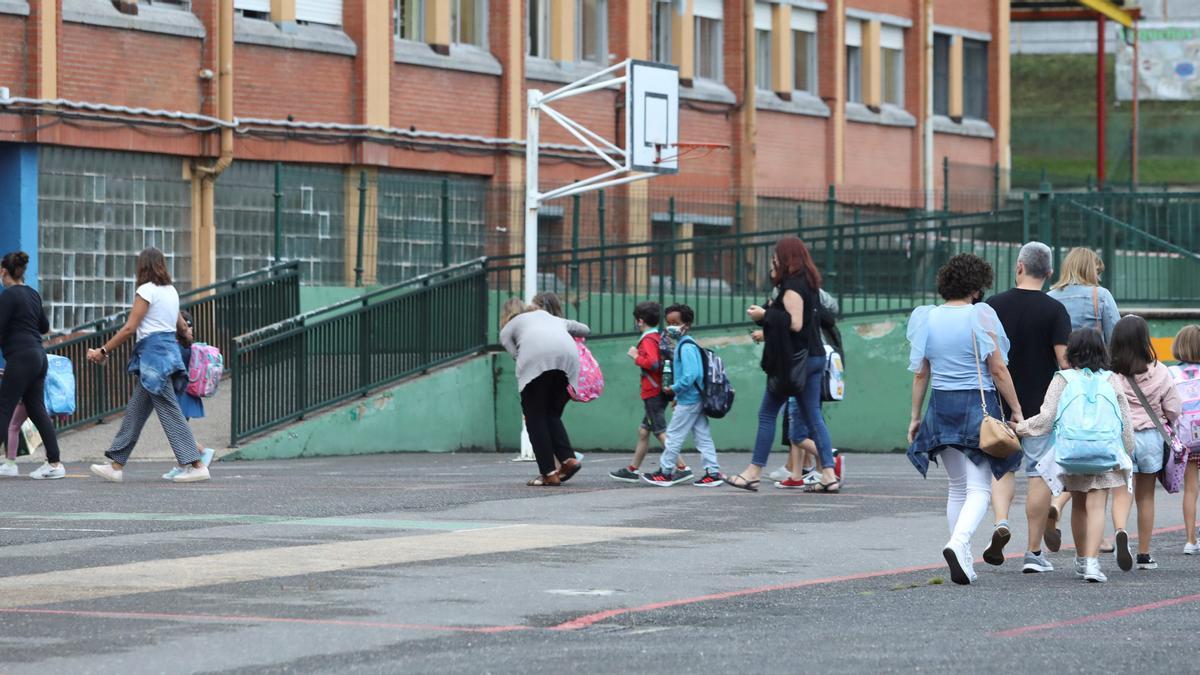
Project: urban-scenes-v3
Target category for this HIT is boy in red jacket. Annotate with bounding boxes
[610,302,688,482]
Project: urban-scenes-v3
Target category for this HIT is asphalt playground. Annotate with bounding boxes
[0,451,1195,674]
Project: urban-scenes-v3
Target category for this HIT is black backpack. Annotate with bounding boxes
[682,337,735,419]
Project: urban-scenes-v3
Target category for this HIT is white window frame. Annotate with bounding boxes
[791,9,817,95]
[845,18,862,104]
[693,0,723,84]
[576,0,608,65]
[452,0,486,47]
[527,0,550,58]
[881,25,904,106]
[395,0,425,42]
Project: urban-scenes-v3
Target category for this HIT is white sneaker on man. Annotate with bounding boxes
[173,466,210,483]
[0,461,19,478]
[29,463,65,480]
[1184,542,1200,555]
[90,464,123,482]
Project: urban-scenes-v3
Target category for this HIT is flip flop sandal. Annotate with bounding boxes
[527,474,561,487]
[726,474,760,492]
[558,459,582,483]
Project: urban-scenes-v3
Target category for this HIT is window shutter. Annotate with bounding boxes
[881,25,904,50]
[694,0,723,20]
[234,0,270,12]
[790,8,816,32]
[296,0,343,25]
[845,19,861,47]
[754,3,771,30]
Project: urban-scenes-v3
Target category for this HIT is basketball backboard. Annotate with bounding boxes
[627,60,680,174]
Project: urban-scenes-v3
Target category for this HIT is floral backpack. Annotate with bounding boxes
[186,343,224,398]
[1170,364,1200,449]
[568,337,604,403]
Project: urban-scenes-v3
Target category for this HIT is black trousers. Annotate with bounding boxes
[521,370,575,476]
[0,349,61,464]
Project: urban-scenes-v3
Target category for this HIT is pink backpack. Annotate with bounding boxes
[1170,364,1200,449]
[186,343,224,398]
[568,338,604,403]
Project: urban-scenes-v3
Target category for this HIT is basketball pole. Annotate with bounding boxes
[514,89,542,463]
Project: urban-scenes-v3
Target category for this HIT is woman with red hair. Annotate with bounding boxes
[729,237,838,492]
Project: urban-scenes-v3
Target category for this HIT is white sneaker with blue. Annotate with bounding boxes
[164,449,215,480]
[29,462,65,480]
[1022,551,1054,574]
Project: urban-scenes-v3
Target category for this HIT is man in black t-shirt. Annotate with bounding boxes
[983,242,1071,574]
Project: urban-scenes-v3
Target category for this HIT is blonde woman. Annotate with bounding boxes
[1048,248,1120,343]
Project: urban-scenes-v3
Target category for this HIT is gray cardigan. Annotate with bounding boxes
[500,310,591,392]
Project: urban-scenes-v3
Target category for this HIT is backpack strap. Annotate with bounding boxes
[1127,375,1172,444]
[680,336,707,393]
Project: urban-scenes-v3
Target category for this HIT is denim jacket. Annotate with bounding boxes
[127,331,186,396]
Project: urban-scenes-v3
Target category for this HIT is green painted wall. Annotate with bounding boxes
[230,310,1199,459]
[228,356,497,460]
[300,286,377,313]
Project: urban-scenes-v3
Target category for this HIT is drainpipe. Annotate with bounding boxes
[193,0,235,286]
[923,0,934,213]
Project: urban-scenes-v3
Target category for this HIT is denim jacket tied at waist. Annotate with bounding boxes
[127,331,186,396]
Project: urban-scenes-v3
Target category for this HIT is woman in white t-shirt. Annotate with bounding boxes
[85,247,209,483]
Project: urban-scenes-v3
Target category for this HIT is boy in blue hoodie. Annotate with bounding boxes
[641,305,725,487]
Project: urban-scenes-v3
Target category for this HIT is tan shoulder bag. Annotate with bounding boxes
[972,333,1022,459]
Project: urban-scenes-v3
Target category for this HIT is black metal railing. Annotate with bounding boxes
[47,263,301,432]
[230,260,488,445]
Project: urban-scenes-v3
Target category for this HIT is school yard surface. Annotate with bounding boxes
[0,452,1195,674]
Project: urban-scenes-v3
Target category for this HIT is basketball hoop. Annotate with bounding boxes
[654,141,730,165]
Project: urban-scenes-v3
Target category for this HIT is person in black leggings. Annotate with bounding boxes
[0,251,64,480]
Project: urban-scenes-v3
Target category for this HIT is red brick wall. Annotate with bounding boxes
[392,65,500,137]
[233,44,354,124]
[934,133,993,191]
[755,112,827,189]
[844,121,915,191]
[58,23,203,110]
[935,2,993,35]
[0,15,24,98]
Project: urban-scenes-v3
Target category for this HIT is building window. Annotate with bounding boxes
[141,0,191,9]
[846,19,862,103]
[933,33,950,115]
[296,0,343,26]
[652,0,673,65]
[395,0,424,41]
[577,0,608,64]
[234,0,269,20]
[753,3,771,90]
[453,0,485,46]
[694,0,723,82]
[791,10,817,94]
[964,38,989,120]
[528,0,550,57]
[881,25,904,106]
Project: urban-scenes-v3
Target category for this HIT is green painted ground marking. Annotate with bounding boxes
[0,512,500,532]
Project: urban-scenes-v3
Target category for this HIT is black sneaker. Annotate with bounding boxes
[1115,530,1134,571]
[982,523,1011,566]
[693,471,725,487]
[1136,553,1158,570]
[609,467,640,483]
[641,469,692,487]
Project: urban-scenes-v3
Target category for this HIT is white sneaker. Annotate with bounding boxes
[1083,557,1108,583]
[173,465,210,483]
[162,466,184,481]
[767,465,792,482]
[29,463,65,480]
[90,464,123,482]
[1074,557,1087,579]
[1185,542,1200,555]
[0,461,19,478]
[942,541,975,585]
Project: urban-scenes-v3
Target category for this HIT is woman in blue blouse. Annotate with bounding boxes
[907,254,1023,586]
[1047,247,1120,343]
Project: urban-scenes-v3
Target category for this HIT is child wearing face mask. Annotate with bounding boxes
[641,304,725,487]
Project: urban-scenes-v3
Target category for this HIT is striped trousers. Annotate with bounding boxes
[104,381,200,466]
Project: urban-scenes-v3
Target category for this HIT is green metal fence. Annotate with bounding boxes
[229,259,488,445]
[47,262,301,432]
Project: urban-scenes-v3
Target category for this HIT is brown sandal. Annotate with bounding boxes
[558,458,582,483]
[527,473,562,487]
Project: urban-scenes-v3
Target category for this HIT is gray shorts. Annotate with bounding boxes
[641,394,669,435]
[1022,435,1053,477]
[1132,429,1165,474]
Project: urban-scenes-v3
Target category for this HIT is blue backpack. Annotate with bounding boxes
[681,337,735,419]
[1053,369,1124,474]
[44,354,76,416]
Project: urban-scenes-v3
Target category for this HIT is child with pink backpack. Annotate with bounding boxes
[1170,325,1200,555]
[162,310,218,481]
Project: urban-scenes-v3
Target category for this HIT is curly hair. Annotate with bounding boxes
[936,253,994,302]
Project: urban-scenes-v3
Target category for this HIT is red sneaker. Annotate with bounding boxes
[775,477,806,489]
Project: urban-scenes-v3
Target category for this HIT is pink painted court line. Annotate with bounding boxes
[0,608,528,635]
[992,592,1200,638]
[552,524,1186,631]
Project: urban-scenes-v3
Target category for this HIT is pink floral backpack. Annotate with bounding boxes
[186,343,224,398]
[568,338,604,403]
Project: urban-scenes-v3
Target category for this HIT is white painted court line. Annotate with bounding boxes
[0,527,116,533]
[0,524,682,608]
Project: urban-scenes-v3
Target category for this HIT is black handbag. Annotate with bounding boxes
[768,347,809,397]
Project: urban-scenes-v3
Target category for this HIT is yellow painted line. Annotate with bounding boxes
[0,525,681,608]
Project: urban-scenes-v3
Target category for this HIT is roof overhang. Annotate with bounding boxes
[1012,0,1141,27]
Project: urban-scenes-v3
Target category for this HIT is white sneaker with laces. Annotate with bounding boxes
[1074,557,1086,579]
[1083,557,1108,583]
[173,465,210,483]
[942,540,975,585]
[0,461,19,478]
[90,464,123,482]
[1185,542,1200,555]
[767,465,791,482]
[29,463,65,480]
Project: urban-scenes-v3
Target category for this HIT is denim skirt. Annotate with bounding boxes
[907,388,1022,480]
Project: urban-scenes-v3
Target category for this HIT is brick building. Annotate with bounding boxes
[0,0,1010,330]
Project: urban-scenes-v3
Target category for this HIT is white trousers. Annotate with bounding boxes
[941,448,993,548]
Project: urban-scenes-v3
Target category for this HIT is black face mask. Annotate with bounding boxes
[971,294,983,305]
